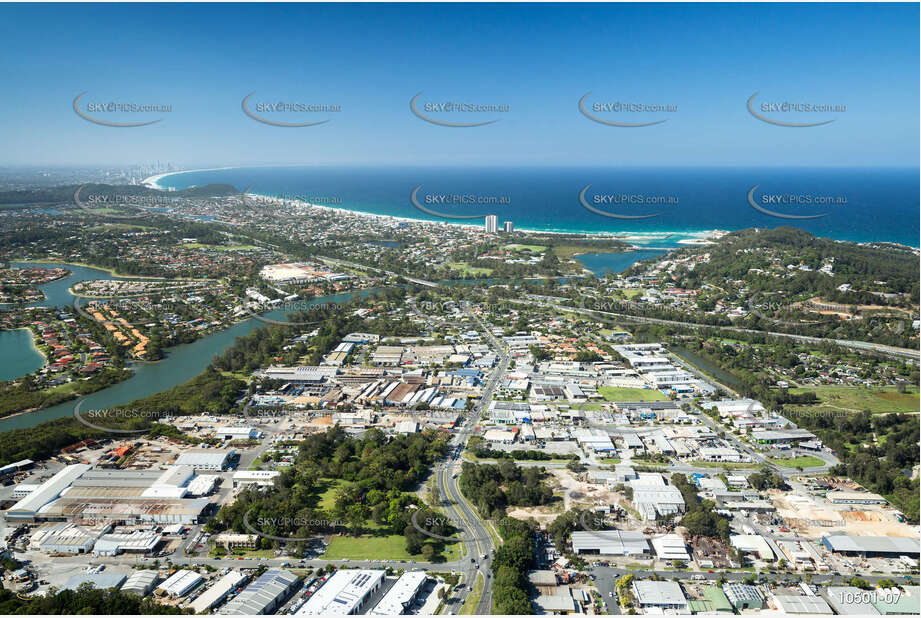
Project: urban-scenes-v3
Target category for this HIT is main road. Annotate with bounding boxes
[516,295,920,363]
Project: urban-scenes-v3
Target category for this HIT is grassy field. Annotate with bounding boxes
[598,386,668,402]
[181,242,259,251]
[767,455,826,469]
[322,533,462,562]
[312,479,462,561]
[689,461,759,470]
[503,244,546,253]
[552,245,625,259]
[445,262,494,276]
[88,223,154,232]
[210,548,276,559]
[784,385,920,414]
[618,289,644,300]
[315,478,353,512]
[219,370,251,381]
[460,573,485,615]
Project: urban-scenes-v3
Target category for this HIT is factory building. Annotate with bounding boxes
[632,580,688,612]
[296,569,385,615]
[570,530,650,556]
[191,571,248,614]
[156,570,203,598]
[232,470,280,488]
[6,464,210,525]
[629,474,686,521]
[62,572,127,592]
[370,571,428,615]
[821,534,920,558]
[173,448,236,471]
[120,570,160,596]
[217,426,260,441]
[651,534,691,561]
[218,568,299,615]
[722,583,764,610]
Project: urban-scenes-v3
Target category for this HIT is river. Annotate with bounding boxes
[0,262,373,432]
[0,329,45,382]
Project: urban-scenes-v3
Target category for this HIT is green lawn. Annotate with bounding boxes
[315,478,354,512]
[181,242,259,251]
[619,289,644,300]
[600,457,621,464]
[502,244,546,253]
[784,386,920,414]
[552,245,624,259]
[322,533,462,562]
[445,262,494,276]
[89,223,154,232]
[210,547,276,559]
[689,461,759,470]
[598,386,668,402]
[767,456,826,469]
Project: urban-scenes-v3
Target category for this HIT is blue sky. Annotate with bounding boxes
[0,3,917,167]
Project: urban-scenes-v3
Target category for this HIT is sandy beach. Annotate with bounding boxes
[145,169,728,245]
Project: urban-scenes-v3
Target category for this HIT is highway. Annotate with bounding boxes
[516,295,920,363]
[316,255,917,362]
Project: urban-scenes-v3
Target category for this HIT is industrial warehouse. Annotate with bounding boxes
[5,463,213,524]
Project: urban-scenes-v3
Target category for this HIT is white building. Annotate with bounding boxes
[652,534,691,561]
[156,570,203,598]
[218,426,260,441]
[191,570,247,614]
[370,571,427,615]
[296,569,385,615]
[632,580,687,611]
[571,530,650,556]
[174,449,235,471]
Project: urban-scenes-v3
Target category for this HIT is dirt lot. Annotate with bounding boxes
[770,490,915,538]
[506,469,646,531]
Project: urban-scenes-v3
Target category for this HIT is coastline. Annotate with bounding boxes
[144,170,727,245]
[251,189,728,244]
[141,168,921,251]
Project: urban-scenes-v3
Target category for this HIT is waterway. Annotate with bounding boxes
[0,329,45,382]
[574,250,666,276]
[0,262,373,432]
[671,345,744,392]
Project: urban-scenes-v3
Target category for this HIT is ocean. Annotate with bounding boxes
[152,166,920,248]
